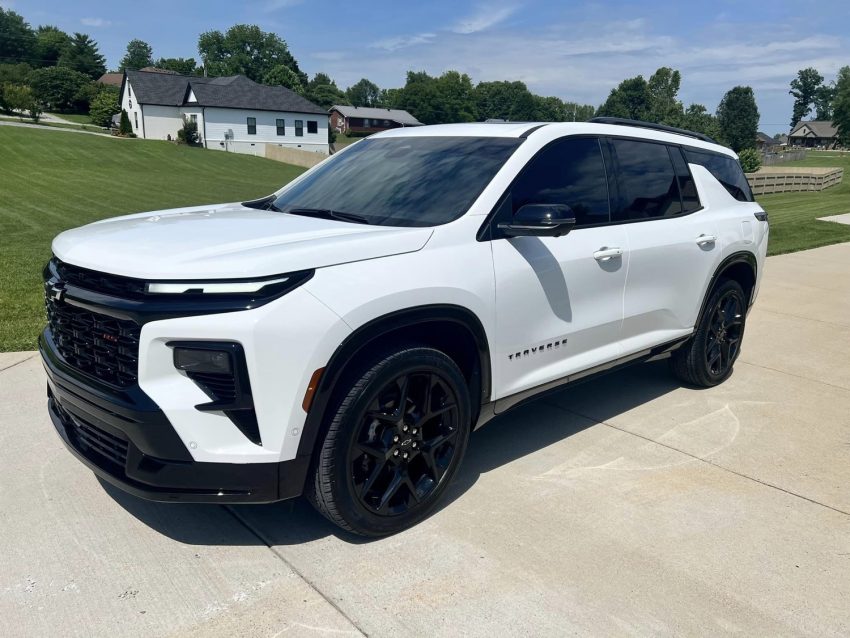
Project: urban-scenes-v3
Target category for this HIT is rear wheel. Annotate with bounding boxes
[307,346,471,536]
[671,278,746,387]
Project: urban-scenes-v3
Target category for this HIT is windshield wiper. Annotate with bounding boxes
[286,208,371,225]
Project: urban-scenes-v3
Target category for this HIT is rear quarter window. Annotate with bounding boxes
[684,149,754,202]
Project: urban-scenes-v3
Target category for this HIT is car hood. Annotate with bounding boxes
[52,202,434,279]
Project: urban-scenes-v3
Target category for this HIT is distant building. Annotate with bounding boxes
[788,120,839,148]
[756,132,781,151]
[97,72,124,87]
[329,105,423,135]
[121,70,329,155]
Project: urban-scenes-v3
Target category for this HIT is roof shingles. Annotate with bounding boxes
[124,70,326,115]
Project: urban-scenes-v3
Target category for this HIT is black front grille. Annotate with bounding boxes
[70,412,129,468]
[53,259,147,298]
[46,296,141,387]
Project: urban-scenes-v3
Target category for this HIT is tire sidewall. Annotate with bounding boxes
[694,279,746,385]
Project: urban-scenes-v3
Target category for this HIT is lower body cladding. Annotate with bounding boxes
[41,285,352,503]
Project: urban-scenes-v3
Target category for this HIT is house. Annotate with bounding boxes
[788,120,839,149]
[329,105,422,135]
[97,72,124,87]
[120,70,329,155]
[756,132,780,151]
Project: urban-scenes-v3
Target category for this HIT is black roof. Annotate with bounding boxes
[123,70,326,115]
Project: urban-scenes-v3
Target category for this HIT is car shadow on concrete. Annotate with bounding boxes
[103,359,688,546]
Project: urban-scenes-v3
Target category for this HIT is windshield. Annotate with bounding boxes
[270,136,522,227]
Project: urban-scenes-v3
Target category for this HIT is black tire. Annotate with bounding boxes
[671,278,747,387]
[307,346,472,537]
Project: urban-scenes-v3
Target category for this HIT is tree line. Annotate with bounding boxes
[3,7,848,149]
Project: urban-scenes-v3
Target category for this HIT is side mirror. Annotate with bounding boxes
[497,204,576,238]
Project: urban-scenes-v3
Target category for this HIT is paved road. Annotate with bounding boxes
[2,244,849,637]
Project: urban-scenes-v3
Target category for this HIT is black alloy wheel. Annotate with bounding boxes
[308,346,472,536]
[704,289,744,378]
[350,372,460,516]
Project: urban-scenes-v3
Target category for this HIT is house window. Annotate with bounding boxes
[189,114,197,124]
[307,120,318,134]
[276,119,285,135]
[129,98,132,109]
[247,117,257,135]
[134,112,138,130]
[295,120,303,136]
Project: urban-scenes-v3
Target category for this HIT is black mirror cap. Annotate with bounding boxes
[497,204,576,237]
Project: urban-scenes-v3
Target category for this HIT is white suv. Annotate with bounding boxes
[41,118,768,536]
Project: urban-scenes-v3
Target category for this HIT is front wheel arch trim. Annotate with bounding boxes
[295,304,491,461]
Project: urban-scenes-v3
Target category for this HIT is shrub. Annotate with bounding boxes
[3,83,42,121]
[88,87,119,127]
[738,148,762,173]
[176,115,199,145]
[118,109,132,136]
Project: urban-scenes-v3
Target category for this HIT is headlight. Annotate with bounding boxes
[147,276,291,294]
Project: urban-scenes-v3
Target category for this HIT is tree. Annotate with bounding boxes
[647,67,683,124]
[118,109,133,136]
[263,64,303,94]
[737,148,761,173]
[814,83,836,121]
[58,33,106,79]
[789,67,823,128]
[396,71,441,124]
[596,76,650,120]
[3,83,41,121]
[474,80,536,121]
[119,39,154,71]
[35,26,71,67]
[306,73,347,109]
[434,71,476,122]
[28,66,93,112]
[678,103,724,144]
[88,87,120,127]
[832,66,850,147]
[154,57,198,75]
[0,9,37,64]
[198,25,306,85]
[717,86,759,152]
[345,78,382,107]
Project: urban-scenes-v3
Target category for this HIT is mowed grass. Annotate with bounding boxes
[0,126,305,351]
[758,152,850,255]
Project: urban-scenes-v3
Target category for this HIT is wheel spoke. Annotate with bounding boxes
[708,347,721,370]
[395,375,410,417]
[377,468,404,513]
[423,429,458,453]
[365,410,398,423]
[720,341,732,371]
[356,441,389,460]
[360,460,388,498]
[403,473,422,503]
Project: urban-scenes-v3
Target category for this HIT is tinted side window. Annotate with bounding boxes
[510,137,610,226]
[684,149,753,202]
[611,139,682,221]
[669,146,701,213]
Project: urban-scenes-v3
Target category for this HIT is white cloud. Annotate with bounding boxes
[370,33,436,52]
[452,5,517,34]
[80,17,111,27]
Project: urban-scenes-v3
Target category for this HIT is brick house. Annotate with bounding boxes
[329,105,422,134]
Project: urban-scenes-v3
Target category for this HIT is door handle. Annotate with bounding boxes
[696,234,717,245]
[593,247,623,261]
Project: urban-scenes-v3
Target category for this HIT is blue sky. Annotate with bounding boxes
[5,0,850,134]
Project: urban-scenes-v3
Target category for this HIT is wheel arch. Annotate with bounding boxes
[296,304,492,460]
[698,251,757,322]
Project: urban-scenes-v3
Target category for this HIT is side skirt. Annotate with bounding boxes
[474,336,689,430]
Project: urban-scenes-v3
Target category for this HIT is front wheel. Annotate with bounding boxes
[671,278,747,387]
[307,346,472,536]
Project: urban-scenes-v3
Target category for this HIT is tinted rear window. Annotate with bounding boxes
[669,146,701,213]
[271,136,522,227]
[611,139,682,221]
[684,149,753,202]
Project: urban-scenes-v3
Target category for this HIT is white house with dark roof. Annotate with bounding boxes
[121,70,329,155]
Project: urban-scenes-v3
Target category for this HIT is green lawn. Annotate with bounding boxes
[0,126,305,352]
[759,152,850,255]
[48,112,92,125]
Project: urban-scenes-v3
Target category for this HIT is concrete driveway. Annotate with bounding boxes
[2,244,849,637]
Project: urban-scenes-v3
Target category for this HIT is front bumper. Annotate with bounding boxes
[41,332,310,504]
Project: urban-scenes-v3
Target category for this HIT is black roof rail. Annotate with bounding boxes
[589,117,718,144]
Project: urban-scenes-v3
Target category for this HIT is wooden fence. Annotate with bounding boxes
[746,167,843,195]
